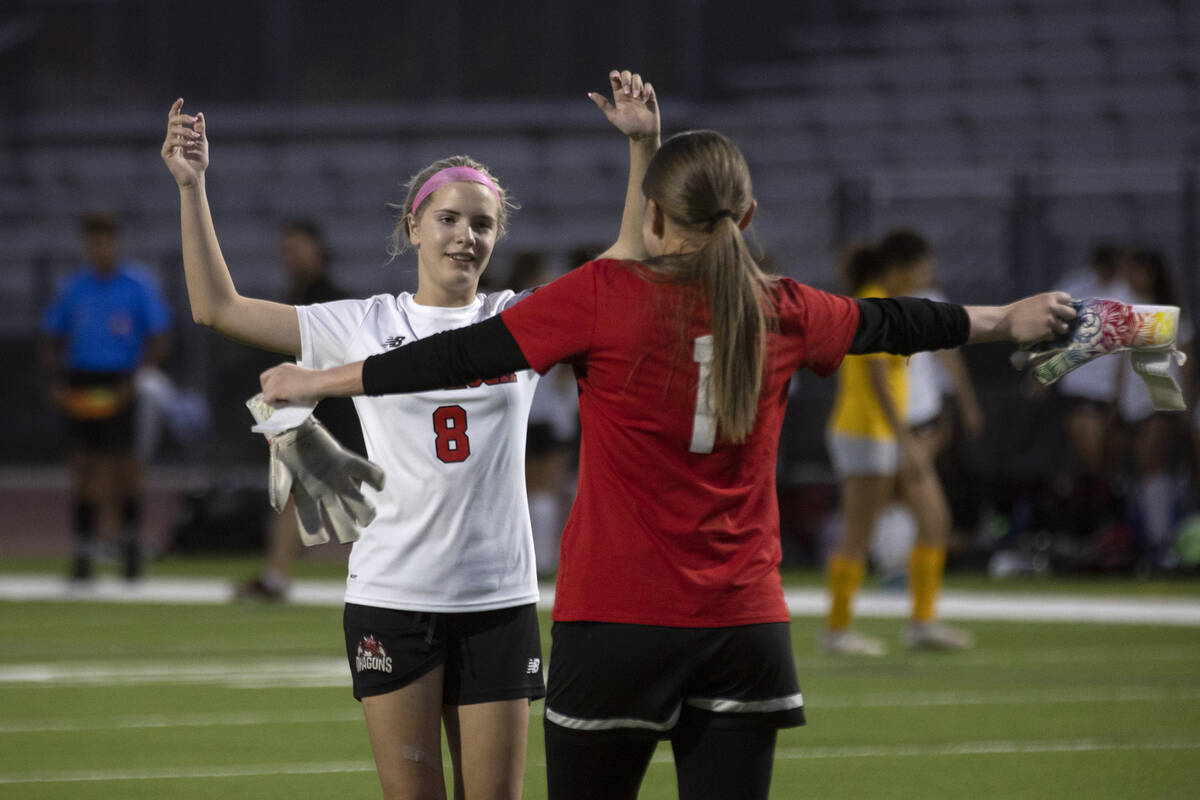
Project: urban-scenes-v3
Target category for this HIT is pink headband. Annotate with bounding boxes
[411,166,501,215]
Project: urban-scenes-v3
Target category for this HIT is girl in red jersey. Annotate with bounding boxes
[257,115,1077,799]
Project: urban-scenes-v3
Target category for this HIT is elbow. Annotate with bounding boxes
[191,308,215,328]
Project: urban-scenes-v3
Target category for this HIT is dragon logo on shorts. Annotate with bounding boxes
[355,635,394,674]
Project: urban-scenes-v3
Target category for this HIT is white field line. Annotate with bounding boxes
[0,657,350,687]
[759,738,1200,762]
[2,686,1196,734]
[810,686,1200,709]
[795,643,1200,670]
[2,642,1200,690]
[0,709,363,734]
[2,739,1198,784]
[3,575,1200,626]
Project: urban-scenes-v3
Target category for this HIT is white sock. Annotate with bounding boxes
[528,492,560,574]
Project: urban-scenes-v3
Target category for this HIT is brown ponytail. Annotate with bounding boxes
[641,130,775,444]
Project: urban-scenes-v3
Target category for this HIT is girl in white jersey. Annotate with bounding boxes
[160,71,660,800]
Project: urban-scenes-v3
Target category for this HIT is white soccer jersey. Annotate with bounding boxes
[906,288,949,427]
[296,290,540,613]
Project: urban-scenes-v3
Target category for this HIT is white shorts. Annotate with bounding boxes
[827,432,897,477]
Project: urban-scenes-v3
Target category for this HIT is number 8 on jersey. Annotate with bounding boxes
[433,405,471,463]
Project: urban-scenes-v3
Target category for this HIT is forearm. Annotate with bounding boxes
[963,305,1009,343]
[178,180,301,354]
[617,137,658,256]
[179,178,242,328]
[850,297,970,355]
[313,362,365,398]
[362,315,530,396]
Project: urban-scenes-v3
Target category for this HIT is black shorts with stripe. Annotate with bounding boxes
[545,620,805,740]
[343,602,545,704]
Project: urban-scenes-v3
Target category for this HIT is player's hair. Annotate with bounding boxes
[1089,243,1123,280]
[282,218,329,267]
[878,228,931,269]
[641,130,776,444]
[81,212,119,237]
[838,244,886,293]
[1129,248,1180,306]
[388,156,516,257]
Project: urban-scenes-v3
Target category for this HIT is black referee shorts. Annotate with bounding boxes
[343,602,545,705]
[64,370,136,453]
[546,620,805,740]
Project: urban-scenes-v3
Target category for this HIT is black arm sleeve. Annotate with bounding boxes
[361,314,531,396]
[849,297,971,355]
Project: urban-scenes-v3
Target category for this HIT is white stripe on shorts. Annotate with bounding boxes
[686,692,804,714]
[545,704,681,732]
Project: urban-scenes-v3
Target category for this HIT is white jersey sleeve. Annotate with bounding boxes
[295,291,540,613]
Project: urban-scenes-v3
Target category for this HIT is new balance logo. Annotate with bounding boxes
[383,335,406,348]
[527,658,541,674]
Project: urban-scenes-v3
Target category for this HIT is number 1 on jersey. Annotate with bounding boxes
[690,335,716,453]
[433,405,471,463]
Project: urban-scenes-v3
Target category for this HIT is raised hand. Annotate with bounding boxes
[161,98,209,188]
[589,69,659,142]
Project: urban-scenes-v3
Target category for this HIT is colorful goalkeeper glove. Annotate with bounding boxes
[246,393,385,545]
[1015,298,1187,410]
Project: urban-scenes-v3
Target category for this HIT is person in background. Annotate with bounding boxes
[41,212,171,581]
[871,231,984,584]
[1117,247,1195,572]
[1054,244,1134,544]
[824,232,973,656]
[235,220,366,601]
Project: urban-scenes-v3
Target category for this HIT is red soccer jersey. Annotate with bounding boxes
[501,259,859,626]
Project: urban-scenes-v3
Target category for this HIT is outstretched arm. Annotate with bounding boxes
[162,99,300,355]
[590,70,660,262]
[262,292,1079,406]
[850,292,1075,355]
[964,293,1075,344]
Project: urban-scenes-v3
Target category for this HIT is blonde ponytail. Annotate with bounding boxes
[642,131,776,444]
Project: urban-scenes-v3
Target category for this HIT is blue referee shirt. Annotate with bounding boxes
[42,263,172,373]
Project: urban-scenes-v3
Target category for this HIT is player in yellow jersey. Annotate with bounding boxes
[824,231,973,655]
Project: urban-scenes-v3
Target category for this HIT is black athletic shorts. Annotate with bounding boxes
[64,371,136,453]
[545,620,805,740]
[343,602,545,704]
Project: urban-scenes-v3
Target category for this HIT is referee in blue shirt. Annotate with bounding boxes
[41,213,171,581]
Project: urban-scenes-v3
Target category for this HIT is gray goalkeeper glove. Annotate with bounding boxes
[246,393,385,545]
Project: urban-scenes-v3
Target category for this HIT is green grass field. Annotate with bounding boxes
[2,568,1199,798]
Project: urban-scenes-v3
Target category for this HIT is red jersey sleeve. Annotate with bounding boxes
[500,260,599,373]
[777,279,860,377]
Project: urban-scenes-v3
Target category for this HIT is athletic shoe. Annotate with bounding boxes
[903,621,974,651]
[234,577,288,602]
[820,629,888,657]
